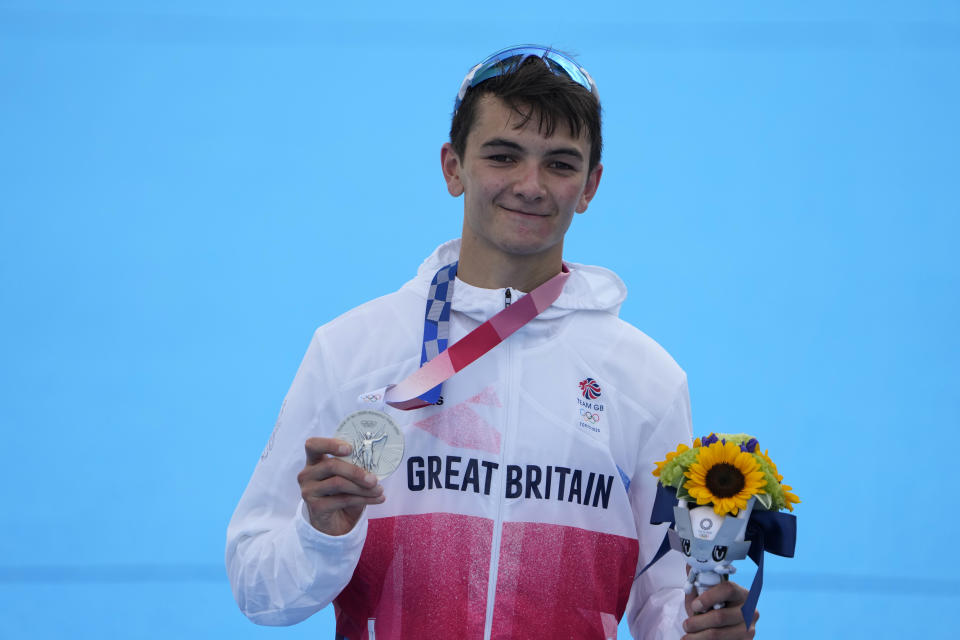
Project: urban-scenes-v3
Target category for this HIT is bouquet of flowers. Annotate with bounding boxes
[640,433,798,626]
[653,432,799,516]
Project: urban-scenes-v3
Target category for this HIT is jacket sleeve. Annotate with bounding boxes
[225,329,367,626]
[625,378,693,639]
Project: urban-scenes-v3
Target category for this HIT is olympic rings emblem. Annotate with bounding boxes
[360,393,382,403]
[580,409,600,424]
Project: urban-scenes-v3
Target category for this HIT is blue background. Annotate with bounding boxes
[2,1,957,637]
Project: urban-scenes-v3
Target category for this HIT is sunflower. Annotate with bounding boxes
[684,440,767,516]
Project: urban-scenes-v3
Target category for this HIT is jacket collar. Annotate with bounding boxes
[402,239,627,322]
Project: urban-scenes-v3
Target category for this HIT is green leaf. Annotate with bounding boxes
[755,492,773,510]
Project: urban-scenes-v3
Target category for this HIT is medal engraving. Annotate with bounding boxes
[334,410,404,479]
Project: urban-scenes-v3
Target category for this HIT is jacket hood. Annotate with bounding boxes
[401,239,626,321]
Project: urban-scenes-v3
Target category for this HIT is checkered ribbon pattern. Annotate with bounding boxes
[417,261,458,405]
[384,262,571,411]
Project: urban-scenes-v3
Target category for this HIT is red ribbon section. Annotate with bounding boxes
[384,265,570,410]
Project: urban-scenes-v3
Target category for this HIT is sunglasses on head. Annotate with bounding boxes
[454,45,598,114]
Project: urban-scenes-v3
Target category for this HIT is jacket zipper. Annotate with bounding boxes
[483,289,515,639]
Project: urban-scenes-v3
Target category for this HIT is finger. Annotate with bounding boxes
[310,492,387,512]
[304,437,352,464]
[691,580,747,613]
[684,589,698,617]
[683,604,748,635]
[304,494,387,533]
[302,473,385,500]
[308,493,385,523]
[300,456,380,489]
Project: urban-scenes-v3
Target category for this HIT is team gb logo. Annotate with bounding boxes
[579,377,602,400]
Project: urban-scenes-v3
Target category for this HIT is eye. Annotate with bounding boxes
[548,161,575,171]
[681,539,691,556]
[712,546,727,562]
[487,154,515,164]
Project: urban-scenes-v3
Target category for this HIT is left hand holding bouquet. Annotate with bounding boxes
[641,433,799,638]
[683,579,756,639]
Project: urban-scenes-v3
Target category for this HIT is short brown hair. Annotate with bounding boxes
[449,56,603,172]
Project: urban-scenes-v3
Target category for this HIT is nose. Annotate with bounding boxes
[512,162,546,201]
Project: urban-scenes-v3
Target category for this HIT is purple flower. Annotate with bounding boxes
[740,438,759,453]
[701,433,719,447]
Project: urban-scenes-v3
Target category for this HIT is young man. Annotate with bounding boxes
[227,46,757,639]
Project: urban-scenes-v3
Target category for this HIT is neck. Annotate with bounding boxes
[456,244,563,292]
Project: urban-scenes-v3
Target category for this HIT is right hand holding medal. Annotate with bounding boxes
[297,436,386,536]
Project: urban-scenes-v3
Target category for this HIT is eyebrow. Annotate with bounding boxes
[481,138,584,161]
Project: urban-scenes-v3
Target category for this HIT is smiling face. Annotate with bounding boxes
[441,95,602,289]
[672,503,753,573]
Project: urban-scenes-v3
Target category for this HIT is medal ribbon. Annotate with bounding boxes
[384,262,570,410]
[415,261,459,405]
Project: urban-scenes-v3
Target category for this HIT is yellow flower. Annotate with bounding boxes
[684,441,766,516]
[652,442,689,477]
[756,448,800,511]
[756,448,783,482]
[781,484,801,512]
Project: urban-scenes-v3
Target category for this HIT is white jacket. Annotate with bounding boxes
[226,240,692,639]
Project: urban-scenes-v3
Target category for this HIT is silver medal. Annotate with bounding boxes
[334,410,405,479]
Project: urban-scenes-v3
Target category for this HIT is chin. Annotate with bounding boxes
[494,238,558,257]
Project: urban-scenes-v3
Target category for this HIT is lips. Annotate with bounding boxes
[499,204,548,216]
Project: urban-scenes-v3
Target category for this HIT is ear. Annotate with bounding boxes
[575,162,603,213]
[441,142,464,197]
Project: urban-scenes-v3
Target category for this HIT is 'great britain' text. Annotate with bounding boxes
[406,455,614,509]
